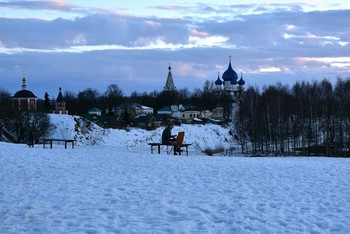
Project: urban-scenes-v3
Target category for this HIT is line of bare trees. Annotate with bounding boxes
[235,78,350,157]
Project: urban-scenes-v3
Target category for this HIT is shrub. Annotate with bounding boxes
[202,146,225,156]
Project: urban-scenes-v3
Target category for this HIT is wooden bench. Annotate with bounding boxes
[149,131,191,156]
[148,143,192,156]
[43,139,77,149]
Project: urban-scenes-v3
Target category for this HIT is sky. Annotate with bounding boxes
[0,0,349,98]
[1,114,350,233]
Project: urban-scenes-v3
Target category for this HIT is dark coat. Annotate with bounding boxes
[161,126,172,144]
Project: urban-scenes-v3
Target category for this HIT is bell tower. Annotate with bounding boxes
[161,63,178,106]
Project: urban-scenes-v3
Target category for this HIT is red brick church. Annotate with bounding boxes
[12,76,37,111]
[53,87,68,115]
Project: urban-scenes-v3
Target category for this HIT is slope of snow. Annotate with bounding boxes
[48,114,235,155]
[0,115,349,233]
[48,114,108,146]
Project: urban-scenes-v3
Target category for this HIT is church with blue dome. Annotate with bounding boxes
[215,56,245,92]
[214,56,245,120]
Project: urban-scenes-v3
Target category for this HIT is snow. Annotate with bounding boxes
[1,114,350,233]
[48,114,234,152]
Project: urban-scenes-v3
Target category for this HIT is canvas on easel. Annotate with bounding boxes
[176,132,184,145]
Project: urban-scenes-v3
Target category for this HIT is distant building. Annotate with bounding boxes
[12,76,37,112]
[211,107,224,119]
[214,57,245,120]
[163,64,177,92]
[133,114,162,129]
[132,103,154,115]
[201,110,212,119]
[179,105,201,120]
[88,107,102,116]
[53,87,68,115]
[161,64,178,106]
[157,105,173,116]
[157,104,201,122]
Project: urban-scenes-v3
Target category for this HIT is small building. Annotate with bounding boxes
[12,76,37,112]
[133,114,162,129]
[157,105,181,119]
[53,87,68,115]
[132,103,154,115]
[157,104,201,122]
[180,105,201,120]
[211,107,224,119]
[201,110,212,119]
[88,107,102,116]
[157,106,173,115]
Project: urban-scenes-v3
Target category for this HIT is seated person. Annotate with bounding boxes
[162,122,180,153]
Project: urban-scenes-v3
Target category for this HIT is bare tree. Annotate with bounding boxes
[77,88,101,114]
[104,84,124,115]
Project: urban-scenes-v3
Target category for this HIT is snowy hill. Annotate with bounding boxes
[1,115,350,233]
[48,114,108,146]
[48,114,236,155]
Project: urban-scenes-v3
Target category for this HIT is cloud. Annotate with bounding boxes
[188,35,231,48]
[259,66,282,73]
[0,3,350,96]
[0,1,75,11]
[66,33,87,45]
[295,57,350,70]
[153,5,188,11]
[176,63,207,78]
[0,0,127,18]
[190,29,209,37]
[145,20,161,29]
[0,13,238,53]
[0,14,190,49]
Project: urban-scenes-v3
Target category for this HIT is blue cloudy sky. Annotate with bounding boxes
[0,0,349,98]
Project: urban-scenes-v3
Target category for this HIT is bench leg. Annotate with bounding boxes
[157,145,160,154]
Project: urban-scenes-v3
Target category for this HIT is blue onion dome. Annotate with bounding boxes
[215,72,223,85]
[231,78,238,85]
[238,73,245,85]
[222,57,238,83]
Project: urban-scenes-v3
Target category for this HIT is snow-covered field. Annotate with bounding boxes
[0,115,349,233]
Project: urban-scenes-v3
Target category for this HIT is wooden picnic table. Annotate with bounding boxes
[43,139,77,149]
[148,143,192,156]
